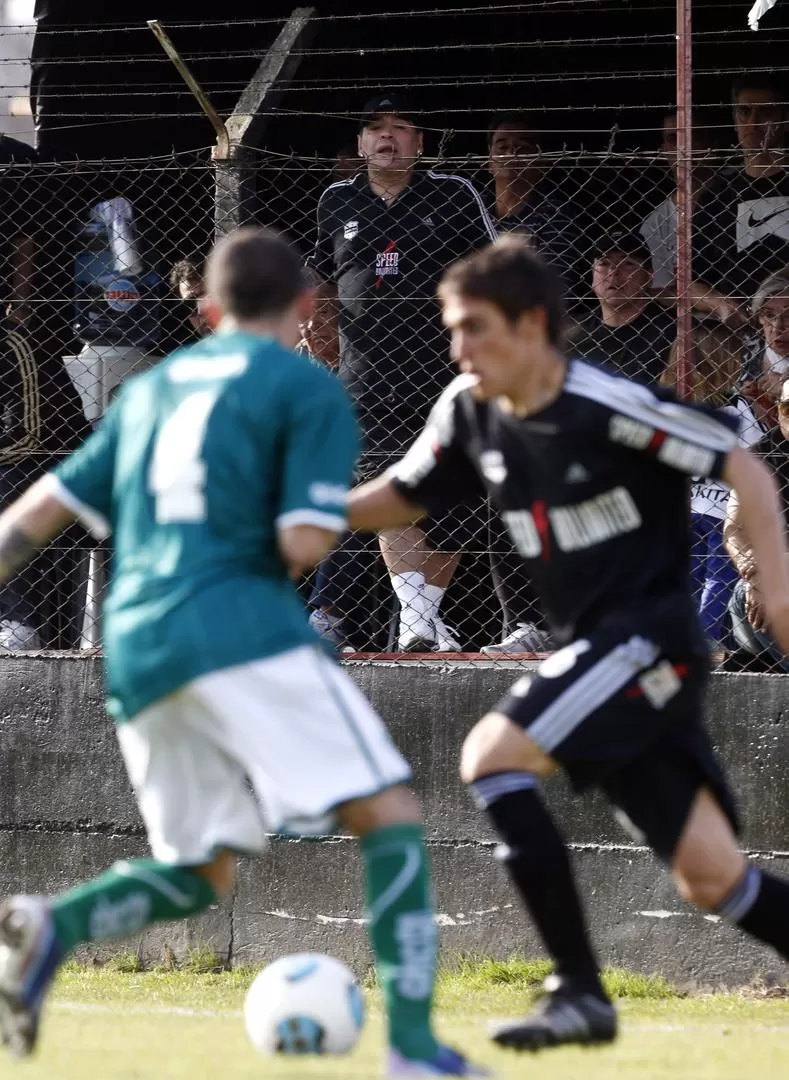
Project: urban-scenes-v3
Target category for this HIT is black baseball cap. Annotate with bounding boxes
[594,232,652,266]
[358,92,421,131]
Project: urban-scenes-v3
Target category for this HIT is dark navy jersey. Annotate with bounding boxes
[389,359,739,653]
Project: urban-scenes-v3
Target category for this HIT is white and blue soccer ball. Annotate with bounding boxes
[244,952,365,1056]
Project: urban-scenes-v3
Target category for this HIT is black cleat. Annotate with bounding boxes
[490,978,617,1052]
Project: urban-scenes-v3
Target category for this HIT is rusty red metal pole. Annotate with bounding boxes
[675,0,693,399]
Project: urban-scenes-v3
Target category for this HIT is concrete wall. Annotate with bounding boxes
[0,655,788,985]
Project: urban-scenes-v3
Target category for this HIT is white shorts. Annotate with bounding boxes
[116,645,411,865]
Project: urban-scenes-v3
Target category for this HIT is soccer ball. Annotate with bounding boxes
[244,952,365,1056]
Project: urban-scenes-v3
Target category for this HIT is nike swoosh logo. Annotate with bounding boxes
[745,206,789,232]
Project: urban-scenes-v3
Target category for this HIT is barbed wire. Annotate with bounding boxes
[0,0,785,36]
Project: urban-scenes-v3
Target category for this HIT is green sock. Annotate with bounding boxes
[361,823,439,1061]
[51,858,217,955]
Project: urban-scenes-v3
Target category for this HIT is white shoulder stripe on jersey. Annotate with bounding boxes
[276,508,346,533]
[42,473,111,541]
[567,361,738,453]
[426,170,499,241]
[389,373,475,487]
[314,173,361,209]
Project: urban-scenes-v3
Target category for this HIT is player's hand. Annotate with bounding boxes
[745,581,768,632]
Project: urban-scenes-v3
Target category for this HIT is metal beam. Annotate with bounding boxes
[215,7,316,239]
[147,20,229,159]
[225,7,315,147]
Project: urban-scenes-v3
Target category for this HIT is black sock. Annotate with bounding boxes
[471,772,607,1000]
[718,865,789,960]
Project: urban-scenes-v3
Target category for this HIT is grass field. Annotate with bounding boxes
[12,956,789,1079]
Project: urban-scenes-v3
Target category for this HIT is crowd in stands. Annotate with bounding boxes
[2,72,789,668]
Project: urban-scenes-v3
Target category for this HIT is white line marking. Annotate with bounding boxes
[53,1001,237,1019]
[53,1001,789,1035]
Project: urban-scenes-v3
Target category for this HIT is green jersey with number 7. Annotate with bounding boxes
[51,328,360,723]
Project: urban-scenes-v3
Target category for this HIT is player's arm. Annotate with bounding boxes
[0,396,119,581]
[0,478,76,581]
[348,375,481,533]
[347,474,426,533]
[723,448,789,648]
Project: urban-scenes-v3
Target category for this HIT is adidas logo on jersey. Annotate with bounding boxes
[565,462,590,483]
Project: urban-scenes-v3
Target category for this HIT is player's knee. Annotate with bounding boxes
[672,861,743,911]
[460,712,552,784]
[194,850,237,898]
[338,784,422,836]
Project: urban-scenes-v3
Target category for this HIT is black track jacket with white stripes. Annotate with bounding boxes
[390,359,740,651]
[308,171,497,453]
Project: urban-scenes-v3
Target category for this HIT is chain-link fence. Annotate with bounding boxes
[2,7,789,673]
[0,152,213,648]
[0,136,785,671]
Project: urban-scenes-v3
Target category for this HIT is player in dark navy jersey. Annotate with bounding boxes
[347,236,789,1053]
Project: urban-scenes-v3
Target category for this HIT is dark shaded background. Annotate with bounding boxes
[30,1,789,162]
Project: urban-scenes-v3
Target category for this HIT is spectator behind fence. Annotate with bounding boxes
[487,113,586,321]
[694,74,789,361]
[661,326,763,648]
[0,326,91,649]
[572,232,676,382]
[306,91,497,652]
[0,151,93,648]
[330,142,364,182]
[168,258,210,341]
[639,110,721,289]
[724,376,789,671]
[740,265,789,427]
[476,115,568,657]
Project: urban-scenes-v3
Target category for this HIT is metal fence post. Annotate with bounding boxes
[676,0,694,400]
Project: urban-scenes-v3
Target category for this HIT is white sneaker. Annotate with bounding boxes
[398,614,439,652]
[0,621,40,650]
[480,623,554,657]
[433,616,461,652]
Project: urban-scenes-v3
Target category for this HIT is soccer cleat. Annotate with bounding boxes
[387,1044,492,1076]
[489,978,617,1052]
[480,622,555,657]
[0,896,62,1058]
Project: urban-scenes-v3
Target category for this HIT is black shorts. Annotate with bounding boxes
[495,612,739,860]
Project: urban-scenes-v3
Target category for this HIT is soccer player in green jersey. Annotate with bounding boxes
[0,228,484,1077]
